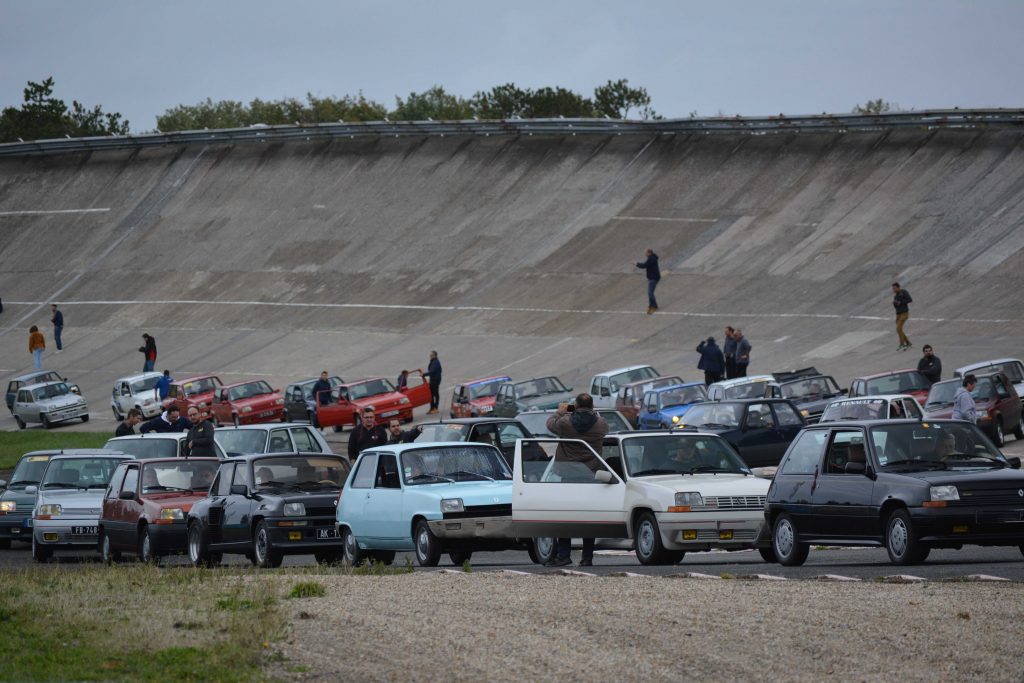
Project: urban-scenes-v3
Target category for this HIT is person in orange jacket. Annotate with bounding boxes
[28,325,45,370]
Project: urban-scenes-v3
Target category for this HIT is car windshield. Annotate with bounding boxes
[865,371,930,395]
[9,455,52,488]
[927,381,960,406]
[142,461,218,493]
[676,403,742,428]
[608,367,659,393]
[347,379,396,401]
[417,423,472,442]
[659,385,707,408]
[41,457,122,490]
[31,383,72,401]
[781,376,841,401]
[821,399,888,421]
[599,411,631,432]
[183,377,220,397]
[516,413,554,437]
[622,377,683,402]
[871,422,1005,470]
[253,456,348,490]
[227,381,274,401]
[515,377,567,399]
[214,430,268,456]
[104,438,178,459]
[622,435,750,476]
[468,379,506,400]
[724,382,773,400]
[130,376,161,393]
[402,445,511,484]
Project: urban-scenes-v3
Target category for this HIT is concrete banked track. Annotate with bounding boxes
[1,120,1023,429]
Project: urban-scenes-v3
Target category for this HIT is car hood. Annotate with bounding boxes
[184,391,216,404]
[658,404,699,420]
[232,395,280,408]
[1,487,37,509]
[354,392,407,409]
[404,480,512,504]
[518,392,575,411]
[629,473,769,496]
[925,398,996,419]
[142,491,209,509]
[881,467,1024,486]
[36,395,86,410]
[36,488,105,513]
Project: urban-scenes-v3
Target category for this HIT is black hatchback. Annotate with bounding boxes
[765,419,1024,566]
[674,398,805,467]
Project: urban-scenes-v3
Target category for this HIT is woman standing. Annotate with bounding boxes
[28,325,45,370]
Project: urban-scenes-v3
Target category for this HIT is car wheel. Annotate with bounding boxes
[314,550,343,565]
[112,407,123,421]
[80,414,89,423]
[332,423,343,433]
[414,520,441,567]
[634,511,674,565]
[253,520,282,568]
[138,525,159,565]
[372,551,396,565]
[100,530,120,564]
[188,521,219,568]
[32,535,51,563]
[994,418,1005,447]
[1013,419,1024,441]
[772,514,809,566]
[232,414,240,428]
[532,537,556,565]
[14,415,25,430]
[41,414,52,430]
[448,549,472,566]
[341,527,363,566]
[758,547,777,563]
[885,509,930,565]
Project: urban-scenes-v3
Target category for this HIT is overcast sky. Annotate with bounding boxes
[2,1,1021,131]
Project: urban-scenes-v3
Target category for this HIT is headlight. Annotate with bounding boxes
[37,504,62,517]
[399,397,410,405]
[198,402,207,409]
[929,485,959,501]
[674,492,703,508]
[160,508,185,521]
[671,415,680,423]
[0,501,16,512]
[440,498,464,513]
[275,398,284,405]
[242,406,253,413]
[284,503,306,516]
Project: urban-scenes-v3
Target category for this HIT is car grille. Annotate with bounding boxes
[304,506,337,518]
[699,496,767,511]
[58,508,99,516]
[443,503,511,520]
[693,529,758,542]
[955,488,1024,507]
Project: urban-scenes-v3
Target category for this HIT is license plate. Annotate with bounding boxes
[258,410,274,418]
[72,526,97,535]
[381,410,399,417]
[11,528,20,535]
[316,528,338,540]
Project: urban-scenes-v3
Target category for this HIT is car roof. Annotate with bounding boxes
[621,375,682,388]
[460,375,512,386]
[342,377,387,386]
[23,449,118,457]
[47,450,132,462]
[219,379,269,389]
[712,375,776,388]
[956,358,1022,373]
[421,417,522,425]
[853,369,918,380]
[214,423,313,432]
[133,457,219,465]
[828,393,918,403]
[108,433,186,442]
[594,364,655,377]
[689,398,789,406]
[173,375,220,385]
[225,451,347,463]
[513,376,560,384]
[114,372,162,384]
[291,375,342,386]
[649,382,703,393]
[360,441,505,455]
[606,430,725,441]
[11,371,60,382]
[814,417,960,428]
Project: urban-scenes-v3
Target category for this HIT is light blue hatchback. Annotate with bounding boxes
[337,441,528,567]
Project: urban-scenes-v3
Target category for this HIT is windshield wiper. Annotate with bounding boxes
[943,453,1005,466]
[407,473,454,483]
[631,468,679,477]
[259,480,301,490]
[41,482,77,489]
[143,485,190,492]
[9,480,38,487]
[296,481,340,490]
[447,470,494,481]
[699,422,734,429]
[883,459,948,470]
[688,466,733,474]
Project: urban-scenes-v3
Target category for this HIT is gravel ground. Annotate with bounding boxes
[268,573,1024,682]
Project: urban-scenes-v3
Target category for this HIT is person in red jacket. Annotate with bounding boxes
[139,333,157,372]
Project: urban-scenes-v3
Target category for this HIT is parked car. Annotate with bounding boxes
[316,378,416,431]
[849,369,931,406]
[416,417,534,466]
[104,433,227,460]
[449,375,511,418]
[98,457,219,563]
[491,376,575,417]
[515,433,772,565]
[186,453,350,567]
[955,359,1024,408]
[162,375,223,420]
[12,381,89,429]
[772,367,846,422]
[6,370,79,412]
[517,409,634,437]
[214,424,332,456]
[590,365,660,409]
[615,376,684,426]
[924,373,1023,446]
[283,374,343,425]
[820,394,924,423]
[0,451,61,547]
[707,376,781,401]
[209,380,285,427]
[338,442,526,567]
[636,382,708,429]
[29,451,133,562]
[674,399,805,467]
[110,372,163,420]
[765,419,1024,566]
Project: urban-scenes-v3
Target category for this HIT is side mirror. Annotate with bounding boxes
[844,462,866,475]
[595,470,614,484]
[118,490,136,500]
[25,485,37,494]
[839,388,849,395]
[229,484,248,496]
[1007,456,1021,469]
[70,385,81,395]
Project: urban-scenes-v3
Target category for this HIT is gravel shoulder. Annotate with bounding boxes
[269,573,1024,682]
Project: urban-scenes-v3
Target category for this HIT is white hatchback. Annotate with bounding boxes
[110,372,163,420]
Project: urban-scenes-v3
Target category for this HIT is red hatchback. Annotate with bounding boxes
[924,372,1024,447]
[210,380,285,427]
[162,375,223,420]
[98,457,219,564]
[317,377,416,431]
[449,375,511,418]
[849,369,932,406]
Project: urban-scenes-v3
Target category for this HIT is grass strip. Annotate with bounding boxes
[0,432,110,470]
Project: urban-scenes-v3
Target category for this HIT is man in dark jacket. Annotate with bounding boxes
[723,326,737,379]
[183,407,216,457]
[51,304,64,352]
[140,406,189,433]
[386,419,420,445]
[347,407,388,462]
[917,344,942,385]
[425,351,442,414]
[312,371,333,406]
[696,337,725,386]
[545,393,610,568]
[733,329,752,378]
[115,408,142,437]
[635,248,661,314]
[892,282,913,350]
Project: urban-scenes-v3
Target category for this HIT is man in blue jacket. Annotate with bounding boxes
[696,337,725,386]
[635,248,661,314]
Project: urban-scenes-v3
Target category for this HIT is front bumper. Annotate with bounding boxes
[33,517,100,549]
[266,517,343,553]
[910,505,1024,545]
[148,521,188,554]
[656,511,766,551]
[239,407,286,424]
[0,512,32,540]
[45,404,89,423]
[427,515,514,539]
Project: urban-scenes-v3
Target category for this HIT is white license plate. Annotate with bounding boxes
[381,410,399,417]
[71,526,97,535]
[258,410,274,418]
[316,528,338,540]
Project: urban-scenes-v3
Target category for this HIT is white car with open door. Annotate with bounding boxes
[512,432,771,565]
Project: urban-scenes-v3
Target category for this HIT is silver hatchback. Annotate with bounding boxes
[12,381,89,429]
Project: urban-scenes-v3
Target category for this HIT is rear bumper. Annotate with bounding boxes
[428,516,513,539]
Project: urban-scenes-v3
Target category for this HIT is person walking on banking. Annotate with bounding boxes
[50,304,64,352]
[892,282,913,351]
[28,326,45,370]
[636,248,661,314]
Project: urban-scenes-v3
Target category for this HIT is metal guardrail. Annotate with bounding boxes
[1,109,1022,157]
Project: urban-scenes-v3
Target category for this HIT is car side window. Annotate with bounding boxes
[106,464,128,500]
[374,453,401,489]
[473,424,500,448]
[591,377,601,394]
[291,428,321,453]
[231,464,251,489]
[995,378,1010,399]
[17,390,30,403]
[268,429,293,453]
[214,464,234,495]
[902,399,922,419]
[601,442,624,478]
[498,423,527,445]
[773,402,802,426]
[823,431,866,475]
[351,454,378,489]
[745,403,773,429]
[522,440,615,484]
[121,466,139,495]
[779,431,827,475]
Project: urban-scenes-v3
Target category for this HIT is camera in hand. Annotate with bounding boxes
[566,404,575,413]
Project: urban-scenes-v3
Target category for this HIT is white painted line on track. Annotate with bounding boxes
[0,208,111,216]
[613,216,717,223]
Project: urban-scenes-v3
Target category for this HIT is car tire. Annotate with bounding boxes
[531,537,556,565]
[31,535,51,563]
[314,550,343,565]
[758,547,777,563]
[232,414,240,428]
[112,407,123,421]
[885,509,930,565]
[253,520,283,568]
[41,414,52,430]
[994,418,1005,447]
[80,414,89,423]
[14,416,25,430]
[100,529,120,564]
[188,521,219,568]
[414,519,441,567]
[634,511,674,565]
[341,527,364,566]
[772,514,809,566]
[448,549,472,566]
[1014,418,1024,441]
[139,525,159,565]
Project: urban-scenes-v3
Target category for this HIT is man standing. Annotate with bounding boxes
[635,248,661,314]
[723,327,737,379]
[386,419,420,445]
[733,329,752,378]
[917,345,942,385]
[183,407,216,458]
[312,371,333,407]
[154,370,173,401]
[425,351,442,414]
[50,304,63,353]
[347,407,388,462]
[115,408,143,437]
[892,282,913,350]
[140,405,189,433]
[545,393,609,567]
[139,333,157,372]
[696,337,725,386]
[952,374,977,424]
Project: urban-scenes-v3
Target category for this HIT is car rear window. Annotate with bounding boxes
[104,438,178,459]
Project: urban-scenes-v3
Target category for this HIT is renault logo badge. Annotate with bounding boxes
[1018,489,1023,497]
